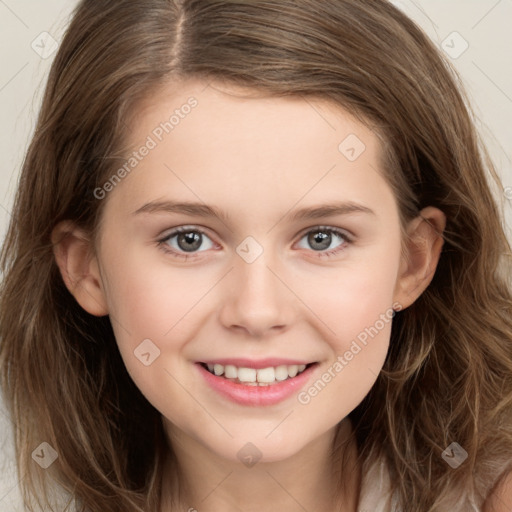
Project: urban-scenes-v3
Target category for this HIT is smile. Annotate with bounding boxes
[196,360,319,406]
[200,362,311,385]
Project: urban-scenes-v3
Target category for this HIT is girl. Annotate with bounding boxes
[1,1,512,511]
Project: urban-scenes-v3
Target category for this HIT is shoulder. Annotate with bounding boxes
[483,469,512,512]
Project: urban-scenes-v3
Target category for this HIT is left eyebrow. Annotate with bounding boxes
[286,201,376,221]
[131,200,376,222]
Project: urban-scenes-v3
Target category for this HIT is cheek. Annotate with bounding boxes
[333,275,395,364]
[102,244,199,337]
[101,255,197,414]
[297,249,399,351]
[99,245,215,391]
[297,276,395,424]
[292,248,399,415]
[321,278,393,384]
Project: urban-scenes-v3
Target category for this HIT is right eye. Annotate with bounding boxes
[157,226,217,259]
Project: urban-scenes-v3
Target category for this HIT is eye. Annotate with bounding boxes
[157,226,215,260]
[157,225,353,261]
[295,226,352,258]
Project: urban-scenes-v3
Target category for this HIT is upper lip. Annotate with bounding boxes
[198,358,315,369]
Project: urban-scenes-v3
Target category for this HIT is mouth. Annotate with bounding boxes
[198,361,316,386]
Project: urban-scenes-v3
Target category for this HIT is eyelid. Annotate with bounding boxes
[158,224,216,241]
[157,224,354,261]
[294,224,354,242]
[157,225,218,248]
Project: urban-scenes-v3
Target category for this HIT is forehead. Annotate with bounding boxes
[106,78,396,222]
[128,78,379,153]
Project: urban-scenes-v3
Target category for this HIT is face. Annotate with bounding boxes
[84,79,409,462]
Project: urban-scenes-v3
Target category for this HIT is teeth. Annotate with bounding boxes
[238,367,257,382]
[275,365,289,381]
[256,367,275,383]
[203,362,310,384]
[224,365,237,379]
[288,365,298,378]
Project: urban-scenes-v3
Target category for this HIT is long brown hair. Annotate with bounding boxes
[1,1,512,510]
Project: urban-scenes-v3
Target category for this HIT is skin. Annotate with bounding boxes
[52,78,446,511]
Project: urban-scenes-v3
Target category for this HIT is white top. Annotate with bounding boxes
[357,456,483,512]
[357,456,396,511]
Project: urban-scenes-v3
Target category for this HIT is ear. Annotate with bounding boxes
[51,220,109,316]
[393,206,446,310]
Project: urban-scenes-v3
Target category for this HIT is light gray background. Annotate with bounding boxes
[1,1,511,509]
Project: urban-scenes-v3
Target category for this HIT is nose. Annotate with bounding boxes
[218,249,294,338]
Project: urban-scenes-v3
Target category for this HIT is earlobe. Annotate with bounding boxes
[393,206,446,310]
[51,220,109,316]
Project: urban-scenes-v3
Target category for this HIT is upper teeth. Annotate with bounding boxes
[206,363,307,384]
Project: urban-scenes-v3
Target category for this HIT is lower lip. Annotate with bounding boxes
[196,363,318,406]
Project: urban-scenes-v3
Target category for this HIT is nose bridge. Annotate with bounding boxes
[235,238,282,309]
[237,249,277,297]
[219,235,292,336]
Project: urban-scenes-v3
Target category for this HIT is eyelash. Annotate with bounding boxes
[156,225,353,261]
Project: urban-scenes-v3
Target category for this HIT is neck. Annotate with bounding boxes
[160,418,361,512]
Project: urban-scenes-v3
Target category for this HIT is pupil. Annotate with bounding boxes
[309,231,330,251]
[178,232,201,252]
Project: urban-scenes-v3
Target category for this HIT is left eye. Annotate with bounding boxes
[295,227,350,255]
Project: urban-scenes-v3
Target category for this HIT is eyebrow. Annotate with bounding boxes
[132,200,376,222]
